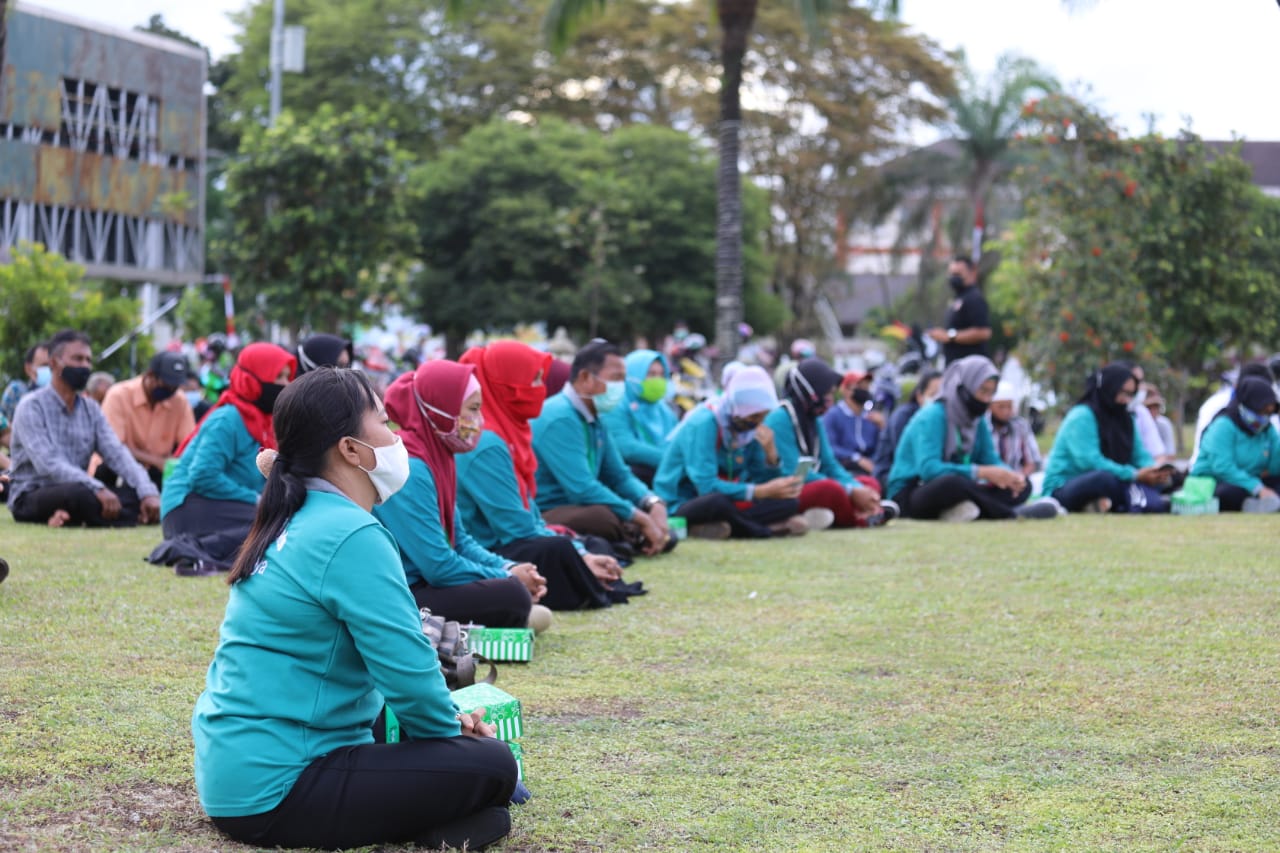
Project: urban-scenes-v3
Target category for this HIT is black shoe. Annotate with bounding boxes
[0,558,8,585]
[879,499,901,522]
[416,806,511,851]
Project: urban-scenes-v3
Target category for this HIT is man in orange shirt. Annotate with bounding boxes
[99,353,197,492]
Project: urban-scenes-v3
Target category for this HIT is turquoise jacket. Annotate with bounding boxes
[601,350,679,469]
[653,404,782,512]
[1190,416,1280,494]
[161,406,263,518]
[531,389,650,520]
[192,489,460,817]
[1042,405,1153,496]
[764,403,862,492]
[373,457,512,588]
[456,430,574,550]
[886,401,1003,500]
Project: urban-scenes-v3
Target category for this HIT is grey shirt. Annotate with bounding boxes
[7,386,160,507]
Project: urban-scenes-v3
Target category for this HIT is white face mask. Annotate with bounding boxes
[348,435,411,504]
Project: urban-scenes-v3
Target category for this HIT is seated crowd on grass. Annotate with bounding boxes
[3,326,1279,849]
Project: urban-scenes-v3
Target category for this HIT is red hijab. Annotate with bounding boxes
[459,342,552,507]
[176,342,296,456]
[384,359,477,545]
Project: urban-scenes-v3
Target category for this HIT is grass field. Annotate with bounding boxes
[2,512,1279,852]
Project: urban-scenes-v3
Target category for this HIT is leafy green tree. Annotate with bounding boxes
[409,118,776,353]
[219,106,415,338]
[544,0,899,366]
[0,243,145,378]
[989,95,1280,424]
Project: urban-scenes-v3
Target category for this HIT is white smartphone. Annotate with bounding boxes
[794,455,817,479]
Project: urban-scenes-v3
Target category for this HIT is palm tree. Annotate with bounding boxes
[544,0,882,368]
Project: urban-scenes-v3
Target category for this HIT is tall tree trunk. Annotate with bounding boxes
[713,0,756,378]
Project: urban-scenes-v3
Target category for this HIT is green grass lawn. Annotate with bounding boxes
[3,512,1279,852]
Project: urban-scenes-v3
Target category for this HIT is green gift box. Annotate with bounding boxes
[509,740,524,781]
[450,682,523,742]
[1172,476,1218,515]
[467,627,534,662]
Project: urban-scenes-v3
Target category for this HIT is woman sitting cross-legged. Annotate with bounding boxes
[373,360,548,629]
[456,340,630,608]
[1190,377,1280,512]
[193,367,517,852]
[653,366,807,538]
[764,358,891,529]
[600,348,680,486]
[887,355,1059,521]
[1043,362,1171,514]
[158,343,296,567]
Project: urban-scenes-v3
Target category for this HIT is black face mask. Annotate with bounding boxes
[150,384,177,403]
[851,388,873,407]
[957,385,989,418]
[729,416,758,434]
[61,365,92,392]
[948,274,967,295]
[254,382,285,414]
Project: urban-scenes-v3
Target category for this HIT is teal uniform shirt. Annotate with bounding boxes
[886,401,1003,500]
[764,403,862,492]
[600,350,679,470]
[1042,405,1152,496]
[161,406,264,517]
[456,430,569,549]
[373,457,511,588]
[192,489,460,818]
[1191,416,1280,494]
[653,405,782,512]
[531,390,650,520]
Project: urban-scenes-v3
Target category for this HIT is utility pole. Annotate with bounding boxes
[269,0,284,124]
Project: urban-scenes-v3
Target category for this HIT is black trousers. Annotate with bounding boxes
[95,460,164,494]
[1217,474,1280,512]
[494,535,612,610]
[629,462,657,486]
[210,736,517,851]
[161,495,258,564]
[410,575,532,628]
[894,474,1030,520]
[675,492,799,538]
[11,481,141,527]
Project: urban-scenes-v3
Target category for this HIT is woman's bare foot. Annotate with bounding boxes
[46,509,71,528]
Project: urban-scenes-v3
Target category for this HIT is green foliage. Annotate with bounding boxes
[409,118,775,348]
[0,244,144,378]
[990,95,1280,401]
[219,106,415,336]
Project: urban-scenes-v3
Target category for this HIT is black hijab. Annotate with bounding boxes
[297,334,354,373]
[784,358,843,454]
[1080,362,1137,464]
[1222,377,1278,434]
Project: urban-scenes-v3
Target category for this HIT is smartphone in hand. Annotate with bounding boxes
[794,455,817,479]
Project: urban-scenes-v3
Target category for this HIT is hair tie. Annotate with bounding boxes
[256,448,279,479]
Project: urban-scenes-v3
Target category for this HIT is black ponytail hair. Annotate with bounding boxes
[227,367,381,583]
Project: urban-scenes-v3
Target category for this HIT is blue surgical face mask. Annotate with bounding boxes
[185,390,204,408]
[593,380,626,414]
[1239,404,1270,434]
[34,365,52,388]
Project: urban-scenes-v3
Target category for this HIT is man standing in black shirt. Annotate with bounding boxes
[928,256,991,364]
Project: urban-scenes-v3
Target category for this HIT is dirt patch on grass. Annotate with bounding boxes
[540,698,644,724]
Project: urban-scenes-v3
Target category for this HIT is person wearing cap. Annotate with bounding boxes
[1141,384,1178,460]
[987,380,1042,477]
[99,353,198,491]
[822,371,881,478]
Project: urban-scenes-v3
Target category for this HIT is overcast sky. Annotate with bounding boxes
[23,0,1280,142]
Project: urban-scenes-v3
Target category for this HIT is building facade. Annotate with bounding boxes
[0,2,206,284]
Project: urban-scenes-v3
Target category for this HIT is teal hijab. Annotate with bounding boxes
[622,349,676,445]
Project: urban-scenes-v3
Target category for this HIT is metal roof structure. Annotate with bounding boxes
[0,1,207,283]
